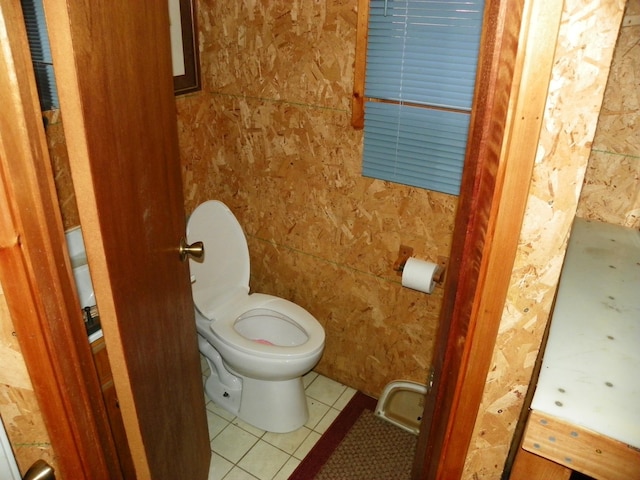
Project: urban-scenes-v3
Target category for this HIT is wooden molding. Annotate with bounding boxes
[351,0,369,129]
[412,0,524,474]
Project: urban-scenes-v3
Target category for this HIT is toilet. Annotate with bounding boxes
[187,200,325,433]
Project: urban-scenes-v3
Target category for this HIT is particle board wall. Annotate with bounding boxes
[41,0,634,412]
[176,0,453,396]
[45,111,79,231]
[462,0,627,478]
[0,288,56,475]
[577,1,640,229]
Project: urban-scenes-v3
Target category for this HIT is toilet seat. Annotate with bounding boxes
[209,293,325,360]
[187,201,324,360]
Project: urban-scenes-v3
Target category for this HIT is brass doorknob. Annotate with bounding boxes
[23,459,55,480]
[179,237,204,262]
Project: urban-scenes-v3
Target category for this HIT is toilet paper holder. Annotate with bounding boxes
[393,245,448,284]
[392,245,414,272]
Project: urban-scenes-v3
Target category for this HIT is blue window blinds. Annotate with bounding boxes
[362,0,484,195]
[20,0,58,110]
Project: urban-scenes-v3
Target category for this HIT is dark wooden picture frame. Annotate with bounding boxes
[170,0,200,95]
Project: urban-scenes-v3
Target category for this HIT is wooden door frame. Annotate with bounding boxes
[413,0,564,478]
[0,1,122,478]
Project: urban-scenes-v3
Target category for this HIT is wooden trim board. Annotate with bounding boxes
[351,0,368,129]
[510,448,572,480]
[522,410,640,480]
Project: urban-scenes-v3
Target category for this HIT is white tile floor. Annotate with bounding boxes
[201,357,356,480]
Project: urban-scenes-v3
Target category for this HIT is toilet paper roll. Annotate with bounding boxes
[401,257,439,294]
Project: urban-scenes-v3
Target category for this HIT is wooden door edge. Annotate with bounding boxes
[411,0,526,475]
[438,0,565,474]
[413,0,565,478]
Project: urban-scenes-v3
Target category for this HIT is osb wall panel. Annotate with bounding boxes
[44,110,79,230]
[176,0,455,396]
[577,1,640,228]
[463,1,626,478]
[0,288,56,474]
[196,0,356,110]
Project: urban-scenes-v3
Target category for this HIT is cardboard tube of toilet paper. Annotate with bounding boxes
[401,257,438,294]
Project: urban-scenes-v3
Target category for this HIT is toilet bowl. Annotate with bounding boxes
[187,200,325,432]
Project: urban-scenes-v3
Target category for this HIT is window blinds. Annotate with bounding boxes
[20,0,58,110]
[362,0,484,195]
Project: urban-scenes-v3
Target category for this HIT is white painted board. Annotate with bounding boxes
[532,218,640,448]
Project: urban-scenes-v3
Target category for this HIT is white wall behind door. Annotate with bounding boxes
[0,416,20,480]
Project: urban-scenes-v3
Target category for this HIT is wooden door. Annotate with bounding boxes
[43,2,210,479]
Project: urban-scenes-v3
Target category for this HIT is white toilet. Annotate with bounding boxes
[187,200,325,433]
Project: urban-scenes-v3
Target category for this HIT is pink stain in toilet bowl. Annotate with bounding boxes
[254,339,274,346]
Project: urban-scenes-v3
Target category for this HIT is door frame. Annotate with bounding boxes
[413,0,564,478]
[0,1,122,477]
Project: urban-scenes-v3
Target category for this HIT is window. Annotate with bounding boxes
[353,0,485,195]
[20,0,58,110]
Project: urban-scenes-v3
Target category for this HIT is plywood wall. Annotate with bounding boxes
[577,0,640,228]
[45,111,79,230]
[43,0,634,407]
[462,0,628,478]
[0,288,56,474]
[176,0,454,396]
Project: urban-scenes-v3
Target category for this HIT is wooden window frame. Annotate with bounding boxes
[352,0,369,129]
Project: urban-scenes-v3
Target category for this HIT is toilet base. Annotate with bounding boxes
[238,376,308,433]
[204,368,242,417]
[200,338,310,433]
[200,335,243,415]
[204,368,308,433]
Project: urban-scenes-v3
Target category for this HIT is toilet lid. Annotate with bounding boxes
[186,200,250,316]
